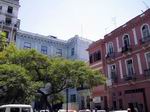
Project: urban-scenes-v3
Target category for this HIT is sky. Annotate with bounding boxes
[18,0,150,41]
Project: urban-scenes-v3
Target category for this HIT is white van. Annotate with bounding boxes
[0,104,33,112]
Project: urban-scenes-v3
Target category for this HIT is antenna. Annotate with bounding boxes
[112,17,117,28]
[142,1,149,10]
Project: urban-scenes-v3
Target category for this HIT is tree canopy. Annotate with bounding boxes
[0,33,105,109]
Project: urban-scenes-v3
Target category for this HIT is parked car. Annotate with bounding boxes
[109,110,127,112]
[58,109,76,112]
[79,109,91,112]
[40,110,49,112]
[93,110,106,112]
[0,104,33,112]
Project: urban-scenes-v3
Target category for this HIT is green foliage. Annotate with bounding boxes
[0,64,34,103]
[0,42,105,105]
[0,31,7,51]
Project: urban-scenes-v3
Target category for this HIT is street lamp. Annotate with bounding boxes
[66,88,69,112]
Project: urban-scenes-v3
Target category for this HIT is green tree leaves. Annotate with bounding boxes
[0,40,105,106]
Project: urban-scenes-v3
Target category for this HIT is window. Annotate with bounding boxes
[0,6,2,10]
[0,108,6,112]
[145,52,150,69]
[90,50,101,63]
[108,42,114,54]
[56,49,62,56]
[7,6,13,13]
[24,42,31,49]
[41,46,47,55]
[110,64,117,81]
[21,108,30,112]
[5,18,11,25]
[71,48,74,56]
[123,34,130,47]
[70,94,76,102]
[10,108,19,112]
[126,59,134,76]
[94,51,101,61]
[142,24,150,38]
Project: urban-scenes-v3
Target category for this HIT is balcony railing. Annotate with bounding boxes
[139,35,150,44]
[0,20,20,29]
[144,68,150,77]
[123,73,136,81]
[121,45,132,53]
[106,52,115,59]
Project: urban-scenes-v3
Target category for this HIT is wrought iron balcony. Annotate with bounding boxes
[105,52,115,59]
[144,68,150,77]
[139,35,150,44]
[123,73,136,81]
[121,45,132,53]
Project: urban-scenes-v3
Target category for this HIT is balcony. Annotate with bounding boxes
[6,12,16,18]
[0,19,20,29]
[123,73,136,81]
[106,52,115,59]
[144,68,150,77]
[139,35,150,44]
[121,45,132,53]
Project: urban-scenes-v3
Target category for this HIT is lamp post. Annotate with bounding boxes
[66,88,69,112]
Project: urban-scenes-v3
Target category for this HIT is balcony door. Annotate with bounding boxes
[145,52,150,69]
[126,59,134,76]
[123,34,130,48]
[142,24,150,38]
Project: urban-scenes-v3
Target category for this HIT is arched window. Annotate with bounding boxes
[123,34,130,47]
[142,24,150,38]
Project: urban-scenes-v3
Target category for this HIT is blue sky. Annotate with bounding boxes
[18,0,150,41]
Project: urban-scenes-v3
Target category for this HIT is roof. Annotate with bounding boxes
[0,104,32,108]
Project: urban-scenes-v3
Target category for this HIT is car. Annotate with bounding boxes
[109,110,127,112]
[79,109,91,112]
[40,110,49,112]
[93,110,106,112]
[58,109,76,112]
[0,104,33,112]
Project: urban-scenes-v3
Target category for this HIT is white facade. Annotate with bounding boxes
[0,0,20,41]
[16,30,92,61]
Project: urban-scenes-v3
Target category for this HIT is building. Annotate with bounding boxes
[16,30,92,110]
[87,9,150,112]
[87,39,108,110]
[0,0,20,42]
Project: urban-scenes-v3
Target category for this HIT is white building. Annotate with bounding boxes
[0,0,20,41]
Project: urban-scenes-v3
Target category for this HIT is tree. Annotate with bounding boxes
[0,44,44,104]
[0,42,105,111]
[0,31,8,52]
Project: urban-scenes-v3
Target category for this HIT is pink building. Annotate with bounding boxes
[87,9,150,112]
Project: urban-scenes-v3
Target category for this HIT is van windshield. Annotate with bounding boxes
[0,108,6,112]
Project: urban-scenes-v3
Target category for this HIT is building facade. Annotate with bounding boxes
[0,0,20,41]
[88,9,150,112]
